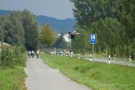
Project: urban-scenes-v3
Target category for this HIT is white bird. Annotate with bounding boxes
[68,31,80,40]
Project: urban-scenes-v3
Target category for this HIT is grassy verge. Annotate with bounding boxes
[0,68,27,90]
[0,51,27,90]
[41,53,135,90]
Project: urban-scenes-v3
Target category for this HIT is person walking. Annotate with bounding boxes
[31,50,34,58]
[28,50,31,58]
[36,50,39,59]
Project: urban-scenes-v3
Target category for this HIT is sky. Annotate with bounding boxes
[0,0,75,20]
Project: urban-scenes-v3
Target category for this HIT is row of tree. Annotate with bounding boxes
[70,0,135,59]
[0,9,69,51]
[0,9,40,50]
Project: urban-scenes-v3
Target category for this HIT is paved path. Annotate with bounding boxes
[24,57,91,90]
[84,58,135,67]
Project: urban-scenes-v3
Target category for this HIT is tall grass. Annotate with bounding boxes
[1,46,26,68]
[41,53,135,90]
[0,45,27,90]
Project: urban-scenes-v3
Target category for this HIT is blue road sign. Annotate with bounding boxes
[90,34,97,44]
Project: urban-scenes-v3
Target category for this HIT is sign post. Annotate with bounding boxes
[90,34,97,61]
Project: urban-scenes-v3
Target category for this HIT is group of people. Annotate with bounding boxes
[28,50,40,58]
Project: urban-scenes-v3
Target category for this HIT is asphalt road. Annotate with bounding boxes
[24,57,91,90]
[84,57,135,67]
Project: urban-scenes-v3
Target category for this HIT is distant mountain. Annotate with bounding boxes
[0,10,11,15]
[0,10,76,34]
[37,15,76,34]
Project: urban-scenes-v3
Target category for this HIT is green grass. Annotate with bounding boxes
[0,53,27,90]
[41,53,135,90]
[0,68,27,90]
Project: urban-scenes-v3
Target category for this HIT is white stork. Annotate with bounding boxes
[68,31,80,40]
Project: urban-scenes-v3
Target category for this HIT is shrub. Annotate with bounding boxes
[0,45,26,68]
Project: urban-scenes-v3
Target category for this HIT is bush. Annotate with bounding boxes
[0,45,26,68]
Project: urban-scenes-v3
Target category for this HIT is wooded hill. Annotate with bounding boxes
[37,15,76,34]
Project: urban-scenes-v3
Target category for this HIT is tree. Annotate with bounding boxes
[39,24,56,48]
[121,0,135,59]
[122,0,135,42]
[89,17,123,56]
[70,0,122,29]
[0,9,40,50]
[0,26,4,42]
[53,34,69,49]
[0,12,25,46]
[21,9,40,50]
[71,28,87,54]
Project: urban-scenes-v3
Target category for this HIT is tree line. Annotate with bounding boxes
[0,9,69,51]
[0,9,40,50]
[70,0,135,59]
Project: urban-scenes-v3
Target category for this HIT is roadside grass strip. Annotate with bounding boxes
[0,46,27,90]
[41,53,135,90]
[0,68,27,90]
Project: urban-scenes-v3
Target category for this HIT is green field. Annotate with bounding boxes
[41,53,135,90]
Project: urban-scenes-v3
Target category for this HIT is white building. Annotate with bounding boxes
[57,33,71,43]
[63,34,71,43]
